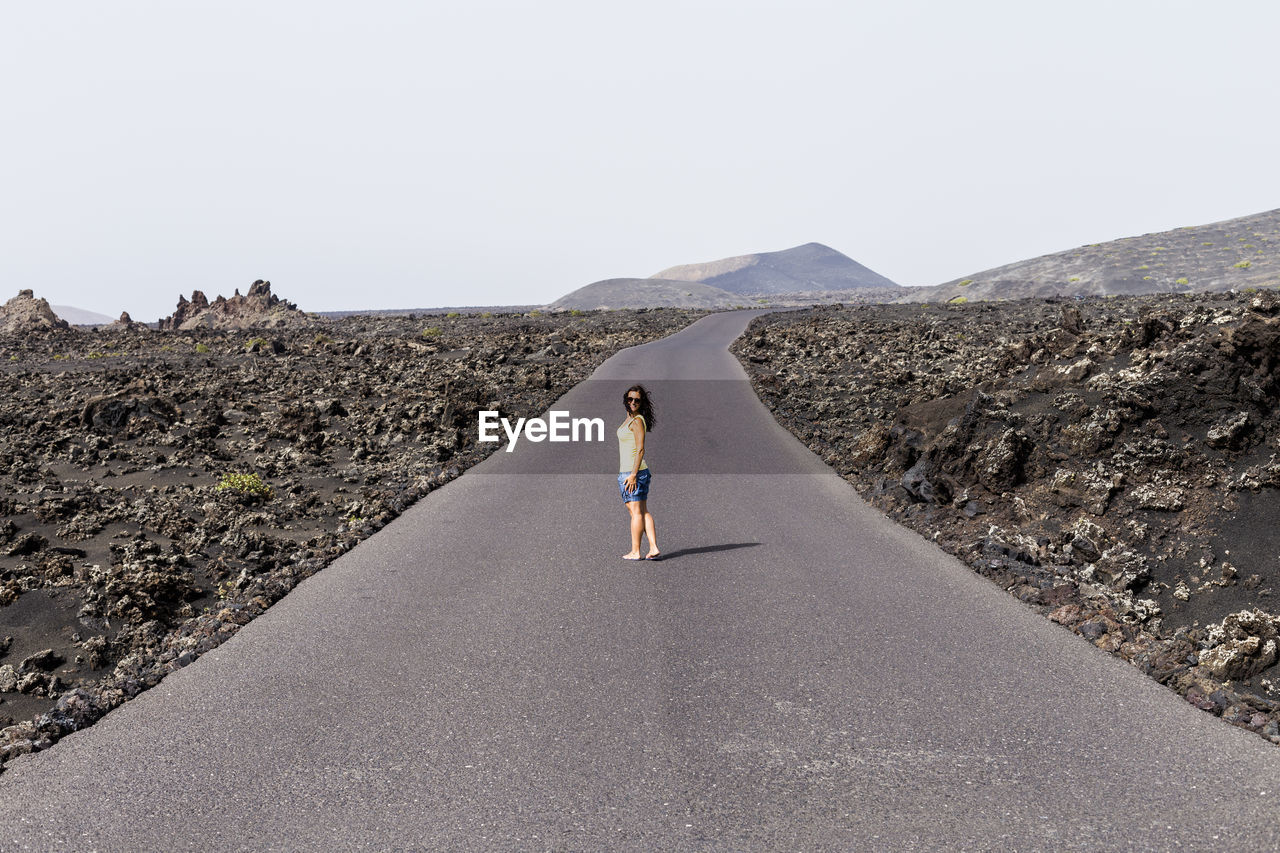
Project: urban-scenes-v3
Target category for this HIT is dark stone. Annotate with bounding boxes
[5,532,46,557]
[19,648,64,672]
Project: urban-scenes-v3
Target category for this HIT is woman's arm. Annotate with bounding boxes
[630,417,646,472]
[624,417,646,489]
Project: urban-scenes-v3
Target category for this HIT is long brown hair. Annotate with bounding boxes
[623,384,656,432]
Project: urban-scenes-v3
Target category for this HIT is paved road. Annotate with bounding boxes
[3,311,1280,851]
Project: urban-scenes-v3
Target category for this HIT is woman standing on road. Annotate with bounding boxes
[619,384,660,561]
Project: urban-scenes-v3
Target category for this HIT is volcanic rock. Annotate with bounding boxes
[159,281,308,330]
[81,387,181,434]
[0,290,70,333]
[108,312,143,330]
[733,291,1280,744]
[0,306,704,768]
[1199,610,1280,681]
[18,649,63,673]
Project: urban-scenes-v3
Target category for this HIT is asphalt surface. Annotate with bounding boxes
[3,310,1280,851]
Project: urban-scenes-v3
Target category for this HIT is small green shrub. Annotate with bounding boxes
[245,337,270,351]
[1068,276,1081,282]
[570,309,584,316]
[446,312,460,319]
[1175,277,1190,285]
[217,472,273,499]
[87,351,105,359]
[1234,261,1253,269]
[421,327,440,338]
[313,333,332,345]
[957,279,973,287]
[948,296,968,305]
[481,311,493,318]
[195,343,211,354]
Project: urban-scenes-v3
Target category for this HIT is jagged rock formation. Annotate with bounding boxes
[107,312,143,331]
[0,290,70,333]
[159,281,308,330]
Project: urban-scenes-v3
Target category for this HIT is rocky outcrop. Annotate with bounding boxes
[107,312,144,330]
[159,281,308,330]
[0,290,70,333]
[1198,610,1280,681]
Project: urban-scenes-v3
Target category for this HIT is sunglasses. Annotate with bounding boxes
[626,396,642,404]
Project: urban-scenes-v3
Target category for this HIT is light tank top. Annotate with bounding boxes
[617,414,650,473]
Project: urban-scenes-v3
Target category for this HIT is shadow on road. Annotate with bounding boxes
[656,542,761,561]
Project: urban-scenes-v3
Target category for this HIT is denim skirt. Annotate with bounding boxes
[618,469,651,502]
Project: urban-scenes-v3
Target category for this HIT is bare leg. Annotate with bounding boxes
[623,501,643,559]
[642,505,659,558]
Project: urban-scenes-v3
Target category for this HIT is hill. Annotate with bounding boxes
[652,242,900,295]
[51,305,114,326]
[547,278,749,311]
[906,208,1280,303]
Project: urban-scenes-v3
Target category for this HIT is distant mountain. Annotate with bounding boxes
[546,242,901,310]
[652,243,900,295]
[547,278,750,311]
[51,305,113,325]
[905,208,1280,303]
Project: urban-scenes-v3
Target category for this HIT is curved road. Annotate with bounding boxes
[3,311,1279,851]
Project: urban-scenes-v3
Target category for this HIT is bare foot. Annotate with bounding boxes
[622,552,642,561]
[645,552,662,561]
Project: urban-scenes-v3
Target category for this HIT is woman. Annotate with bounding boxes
[618,384,660,561]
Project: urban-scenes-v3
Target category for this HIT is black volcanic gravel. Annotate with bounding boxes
[0,308,705,766]
[733,290,1280,744]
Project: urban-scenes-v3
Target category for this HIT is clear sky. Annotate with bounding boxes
[4,1,1277,321]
